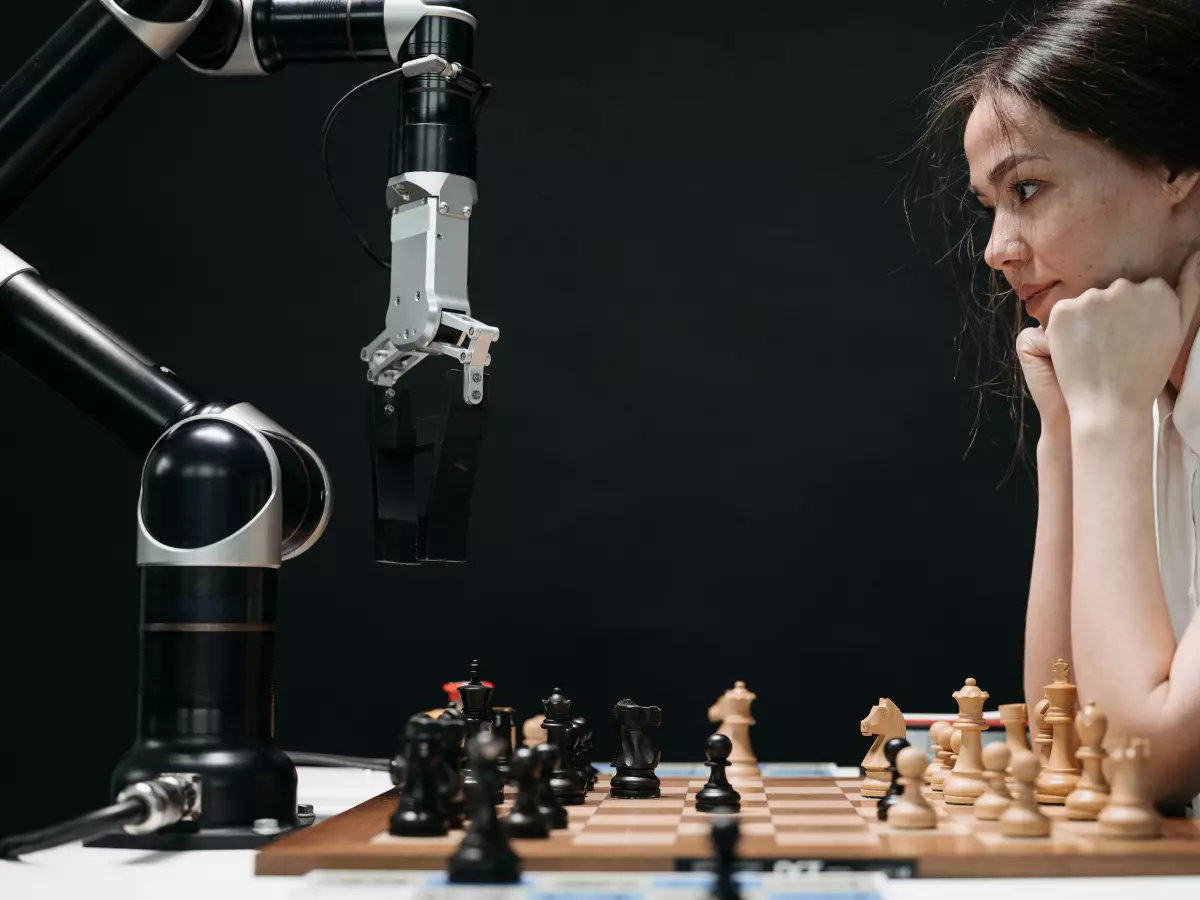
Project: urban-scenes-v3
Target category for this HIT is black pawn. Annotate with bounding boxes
[533,742,569,830]
[710,817,742,900]
[503,747,550,839]
[876,736,910,822]
[695,734,741,813]
[447,733,521,884]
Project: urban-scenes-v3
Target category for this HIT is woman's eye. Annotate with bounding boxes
[1010,180,1040,204]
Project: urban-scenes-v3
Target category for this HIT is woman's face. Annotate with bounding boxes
[964,91,1198,326]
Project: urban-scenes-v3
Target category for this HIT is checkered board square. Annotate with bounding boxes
[256,773,1200,879]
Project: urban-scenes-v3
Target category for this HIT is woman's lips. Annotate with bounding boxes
[1025,282,1058,318]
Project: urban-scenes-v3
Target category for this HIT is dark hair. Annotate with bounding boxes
[910,0,1200,462]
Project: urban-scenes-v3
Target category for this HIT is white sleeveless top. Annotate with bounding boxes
[1153,376,1200,642]
[1152,365,1200,815]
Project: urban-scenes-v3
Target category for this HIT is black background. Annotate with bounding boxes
[0,0,1038,838]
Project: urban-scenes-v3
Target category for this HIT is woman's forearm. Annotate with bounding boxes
[1070,411,1177,708]
[1024,427,1075,710]
[1069,408,1200,804]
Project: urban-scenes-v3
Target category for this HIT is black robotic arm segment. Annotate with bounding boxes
[0,252,207,453]
[177,0,474,74]
[0,0,210,220]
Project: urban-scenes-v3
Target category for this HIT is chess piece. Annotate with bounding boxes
[710,817,742,900]
[943,678,990,805]
[930,726,957,793]
[573,716,599,790]
[611,698,663,799]
[859,697,906,799]
[436,715,467,829]
[459,661,494,740]
[876,737,910,821]
[447,733,521,884]
[889,746,937,830]
[974,742,1014,821]
[708,681,759,778]
[696,734,742,813]
[542,688,586,805]
[492,707,515,783]
[998,750,1051,838]
[1097,738,1163,839]
[503,746,550,839]
[923,721,951,785]
[570,716,595,793]
[522,714,547,748]
[1031,697,1053,766]
[390,717,450,836]
[459,661,496,803]
[998,702,1028,789]
[533,743,568,830]
[1035,660,1080,804]
[1066,700,1110,820]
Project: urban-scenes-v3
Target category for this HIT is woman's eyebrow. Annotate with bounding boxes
[968,152,1049,197]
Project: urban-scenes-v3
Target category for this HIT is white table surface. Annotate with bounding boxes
[2,767,1198,900]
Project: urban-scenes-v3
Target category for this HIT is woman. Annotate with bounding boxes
[922,0,1200,808]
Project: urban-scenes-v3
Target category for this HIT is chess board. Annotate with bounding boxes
[257,768,1200,879]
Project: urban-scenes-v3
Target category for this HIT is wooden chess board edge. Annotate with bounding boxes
[918,854,1200,879]
[255,782,1200,880]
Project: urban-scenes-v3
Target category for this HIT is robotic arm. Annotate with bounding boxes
[0,0,495,847]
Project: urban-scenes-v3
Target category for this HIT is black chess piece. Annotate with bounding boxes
[459,660,494,736]
[533,742,569,830]
[570,716,594,792]
[710,816,742,900]
[459,661,496,803]
[447,733,522,883]
[695,734,742,813]
[542,688,586,805]
[610,699,662,799]
[390,718,450,836]
[436,715,468,829]
[492,707,515,783]
[876,736,911,822]
[503,746,550,839]
[574,716,599,790]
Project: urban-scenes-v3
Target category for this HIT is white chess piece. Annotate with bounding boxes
[1097,738,1163,839]
[889,746,937,830]
[974,742,1013,821]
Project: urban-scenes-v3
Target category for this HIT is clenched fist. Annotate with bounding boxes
[1045,249,1200,427]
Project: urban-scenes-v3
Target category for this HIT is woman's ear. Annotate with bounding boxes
[1163,167,1200,206]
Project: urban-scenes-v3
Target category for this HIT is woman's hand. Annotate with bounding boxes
[1046,250,1200,428]
[1017,325,1069,434]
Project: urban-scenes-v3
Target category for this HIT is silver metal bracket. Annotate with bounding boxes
[383,0,477,64]
[361,172,497,405]
[97,0,212,60]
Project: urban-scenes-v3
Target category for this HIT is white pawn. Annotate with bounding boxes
[889,746,938,830]
[1097,738,1163,839]
[975,742,1014,821]
[1065,700,1110,821]
[522,714,547,748]
[999,750,1050,838]
[931,726,958,793]
[923,722,951,786]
